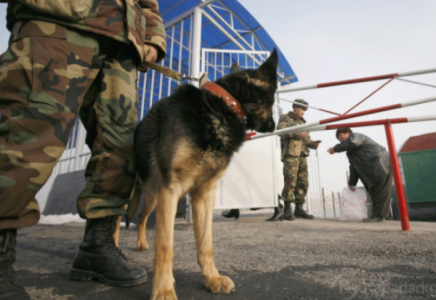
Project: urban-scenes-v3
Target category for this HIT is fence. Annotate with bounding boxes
[309,188,342,218]
[35,2,310,213]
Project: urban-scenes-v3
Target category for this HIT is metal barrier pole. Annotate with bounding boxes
[384,123,410,231]
[185,6,203,224]
[332,191,336,218]
[322,188,326,218]
[248,96,436,141]
[277,67,436,93]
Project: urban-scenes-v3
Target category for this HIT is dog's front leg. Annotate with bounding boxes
[137,187,158,251]
[191,181,235,294]
[151,186,179,300]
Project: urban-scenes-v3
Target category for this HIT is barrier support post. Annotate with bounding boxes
[332,191,336,218]
[384,123,410,231]
[322,188,326,218]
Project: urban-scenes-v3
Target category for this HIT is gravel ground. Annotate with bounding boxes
[13,212,436,300]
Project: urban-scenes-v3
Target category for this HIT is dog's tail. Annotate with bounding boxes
[126,174,142,229]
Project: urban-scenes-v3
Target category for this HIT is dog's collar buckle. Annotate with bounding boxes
[201,82,248,121]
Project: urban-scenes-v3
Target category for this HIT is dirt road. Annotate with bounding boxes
[14,212,436,300]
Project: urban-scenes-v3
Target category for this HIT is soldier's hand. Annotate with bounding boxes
[145,45,158,63]
[312,142,320,149]
[297,132,308,138]
[328,147,335,154]
[348,185,356,192]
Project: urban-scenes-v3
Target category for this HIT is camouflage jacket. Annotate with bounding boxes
[278,111,317,158]
[4,0,166,64]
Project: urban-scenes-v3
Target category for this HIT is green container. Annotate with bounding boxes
[398,149,436,204]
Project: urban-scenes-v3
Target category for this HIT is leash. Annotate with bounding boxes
[144,61,246,122]
[142,61,199,82]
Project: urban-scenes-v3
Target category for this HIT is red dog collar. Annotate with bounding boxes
[201,81,248,121]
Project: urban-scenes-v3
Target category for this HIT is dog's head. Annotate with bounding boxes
[216,48,279,133]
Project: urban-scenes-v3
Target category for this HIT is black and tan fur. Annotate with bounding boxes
[116,49,278,300]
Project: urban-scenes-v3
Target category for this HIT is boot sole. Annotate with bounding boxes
[265,218,284,222]
[70,268,147,287]
[295,215,314,219]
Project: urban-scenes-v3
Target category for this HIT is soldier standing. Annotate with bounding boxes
[0,1,166,298]
[268,99,320,221]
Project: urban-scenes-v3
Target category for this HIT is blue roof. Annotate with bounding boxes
[159,0,298,84]
[138,0,298,116]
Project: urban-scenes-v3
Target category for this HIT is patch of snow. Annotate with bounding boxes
[38,214,136,227]
[39,214,85,225]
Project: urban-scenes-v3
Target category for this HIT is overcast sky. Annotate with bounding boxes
[238,0,436,196]
[0,1,435,198]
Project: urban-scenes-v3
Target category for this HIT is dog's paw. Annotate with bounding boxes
[150,288,178,300]
[205,276,235,294]
[137,239,149,251]
[136,236,149,251]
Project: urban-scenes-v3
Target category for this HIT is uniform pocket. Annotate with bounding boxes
[16,0,94,21]
[2,21,69,110]
[28,35,68,111]
[286,139,302,157]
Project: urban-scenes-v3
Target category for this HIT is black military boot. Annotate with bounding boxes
[70,216,147,287]
[283,202,295,221]
[0,229,31,300]
[266,202,284,221]
[221,209,240,219]
[294,203,314,219]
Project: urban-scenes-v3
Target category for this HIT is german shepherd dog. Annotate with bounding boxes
[122,49,278,299]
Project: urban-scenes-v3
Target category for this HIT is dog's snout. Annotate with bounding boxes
[257,118,275,133]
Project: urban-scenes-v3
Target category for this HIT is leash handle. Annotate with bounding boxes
[143,61,206,83]
[142,61,182,81]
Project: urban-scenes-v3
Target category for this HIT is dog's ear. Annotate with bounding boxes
[259,48,278,78]
[230,63,243,74]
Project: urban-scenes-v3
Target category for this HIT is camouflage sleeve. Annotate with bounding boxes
[139,0,167,62]
[277,114,301,140]
[304,134,320,149]
[304,136,314,149]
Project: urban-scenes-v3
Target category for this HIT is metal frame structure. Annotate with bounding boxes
[37,1,435,230]
[38,1,314,214]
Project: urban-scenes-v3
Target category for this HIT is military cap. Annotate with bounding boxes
[292,99,309,110]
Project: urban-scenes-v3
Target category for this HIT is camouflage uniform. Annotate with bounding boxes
[0,0,166,230]
[279,102,317,204]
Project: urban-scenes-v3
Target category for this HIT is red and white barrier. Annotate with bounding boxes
[249,96,436,140]
[277,67,436,93]
[250,65,436,231]
[288,115,436,133]
[277,97,341,116]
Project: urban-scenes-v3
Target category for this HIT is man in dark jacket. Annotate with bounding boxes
[0,1,166,298]
[328,128,393,222]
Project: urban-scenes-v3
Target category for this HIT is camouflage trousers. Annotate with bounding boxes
[0,20,139,230]
[281,156,309,203]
